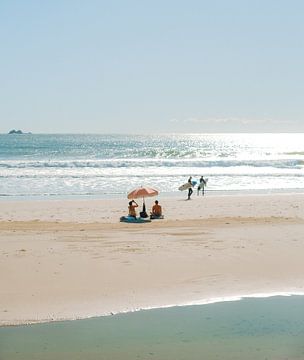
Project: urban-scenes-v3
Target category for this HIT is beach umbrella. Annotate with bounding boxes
[127,186,159,200]
[127,186,159,215]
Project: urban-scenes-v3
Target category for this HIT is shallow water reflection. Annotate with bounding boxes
[1,296,304,359]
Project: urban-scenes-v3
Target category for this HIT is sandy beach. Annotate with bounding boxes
[1,193,304,326]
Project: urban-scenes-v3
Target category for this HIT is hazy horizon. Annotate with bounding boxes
[2,130,304,135]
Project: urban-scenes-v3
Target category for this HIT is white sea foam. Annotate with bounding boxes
[0,133,304,198]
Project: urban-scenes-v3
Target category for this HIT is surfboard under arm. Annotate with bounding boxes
[178,181,197,191]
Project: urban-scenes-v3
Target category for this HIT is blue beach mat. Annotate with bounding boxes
[120,216,151,223]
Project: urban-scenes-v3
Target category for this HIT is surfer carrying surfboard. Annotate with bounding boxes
[187,176,193,200]
[197,176,207,196]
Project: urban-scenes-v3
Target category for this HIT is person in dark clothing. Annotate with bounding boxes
[187,176,193,200]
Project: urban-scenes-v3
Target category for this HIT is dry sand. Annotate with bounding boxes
[1,193,304,326]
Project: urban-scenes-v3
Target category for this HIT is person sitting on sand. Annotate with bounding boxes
[128,200,138,218]
[151,200,162,217]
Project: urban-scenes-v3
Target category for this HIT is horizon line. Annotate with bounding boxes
[2,131,304,135]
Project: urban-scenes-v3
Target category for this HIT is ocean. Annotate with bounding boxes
[0,133,303,199]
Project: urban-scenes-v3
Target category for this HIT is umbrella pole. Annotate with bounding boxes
[142,197,146,212]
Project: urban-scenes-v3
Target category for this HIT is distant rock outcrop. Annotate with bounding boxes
[8,129,32,134]
[9,129,23,134]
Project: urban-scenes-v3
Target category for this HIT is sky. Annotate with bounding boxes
[0,0,304,133]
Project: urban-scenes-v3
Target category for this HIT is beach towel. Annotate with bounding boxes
[120,216,151,223]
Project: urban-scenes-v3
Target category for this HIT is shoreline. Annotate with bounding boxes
[3,291,304,328]
[1,188,304,202]
[1,193,304,326]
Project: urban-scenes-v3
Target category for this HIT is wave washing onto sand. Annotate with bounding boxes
[6,291,304,327]
[102,291,304,316]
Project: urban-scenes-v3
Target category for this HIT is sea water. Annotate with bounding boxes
[1,296,304,359]
[0,133,303,198]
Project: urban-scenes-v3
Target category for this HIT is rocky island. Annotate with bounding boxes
[8,129,31,134]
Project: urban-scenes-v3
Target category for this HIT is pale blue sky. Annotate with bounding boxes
[1,0,303,133]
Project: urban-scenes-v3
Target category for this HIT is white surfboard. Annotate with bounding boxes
[198,178,208,187]
[178,181,197,191]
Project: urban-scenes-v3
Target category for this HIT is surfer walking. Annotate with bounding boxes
[187,176,193,200]
[197,175,207,196]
